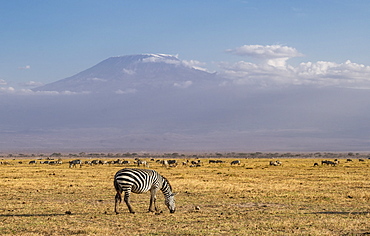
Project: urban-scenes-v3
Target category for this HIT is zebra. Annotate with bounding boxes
[270,160,282,166]
[113,168,176,214]
[161,160,169,167]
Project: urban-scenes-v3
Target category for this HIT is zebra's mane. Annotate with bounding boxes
[161,175,173,193]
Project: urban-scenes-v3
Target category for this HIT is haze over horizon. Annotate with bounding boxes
[1,1,370,153]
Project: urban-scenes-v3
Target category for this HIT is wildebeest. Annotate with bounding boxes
[29,160,37,164]
[84,161,92,165]
[91,160,100,165]
[113,159,123,165]
[321,160,337,166]
[191,160,201,165]
[209,160,224,164]
[167,160,177,167]
[230,160,241,165]
[69,159,82,168]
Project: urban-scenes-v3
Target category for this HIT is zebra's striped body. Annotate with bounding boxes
[114,168,176,214]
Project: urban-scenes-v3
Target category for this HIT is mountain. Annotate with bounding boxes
[2,54,370,153]
[33,54,220,93]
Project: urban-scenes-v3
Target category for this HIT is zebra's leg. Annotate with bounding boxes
[114,191,122,214]
[123,190,135,214]
[149,188,158,212]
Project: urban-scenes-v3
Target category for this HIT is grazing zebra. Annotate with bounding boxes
[161,160,169,168]
[270,160,282,166]
[113,168,176,214]
[135,159,148,167]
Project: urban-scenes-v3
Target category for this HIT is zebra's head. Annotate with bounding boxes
[165,193,177,213]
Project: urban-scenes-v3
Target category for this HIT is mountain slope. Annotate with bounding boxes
[3,54,370,152]
[33,54,220,93]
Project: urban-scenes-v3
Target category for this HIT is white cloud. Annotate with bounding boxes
[295,60,370,87]
[0,87,91,95]
[174,80,193,88]
[0,79,7,85]
[115,88,137,94]
[226,44,304,68]
[221,44,370,88]
[181,60,208,71]
[18,65,31,70]
[226,44,304,59]
[21,81,44,87]
[0,86,15,93]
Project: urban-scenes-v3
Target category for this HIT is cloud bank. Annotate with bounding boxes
[222,44,370,88]
[3,45,370,94]
[226,44,303,59]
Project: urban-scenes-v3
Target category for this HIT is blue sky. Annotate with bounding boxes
[1,0,370,90]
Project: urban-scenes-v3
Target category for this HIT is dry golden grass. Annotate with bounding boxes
[0,158,369,235]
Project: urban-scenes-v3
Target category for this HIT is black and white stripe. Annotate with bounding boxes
[114,168,176,214]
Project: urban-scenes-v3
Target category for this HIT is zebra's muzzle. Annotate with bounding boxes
[170,209,175,213]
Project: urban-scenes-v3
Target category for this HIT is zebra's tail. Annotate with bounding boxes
[113,178,122,203]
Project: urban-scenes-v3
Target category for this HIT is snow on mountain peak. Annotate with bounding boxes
[32,53,218,93]
[141,53,180,65]
[144,53,178,59]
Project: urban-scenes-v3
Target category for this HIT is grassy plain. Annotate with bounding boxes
[0,157,369,235]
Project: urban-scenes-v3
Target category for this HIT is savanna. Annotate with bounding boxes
[0,154,369,235]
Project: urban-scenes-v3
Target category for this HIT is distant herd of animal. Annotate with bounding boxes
[313,158,366,167]
[1,157,368,214]
[0,157,367,167]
